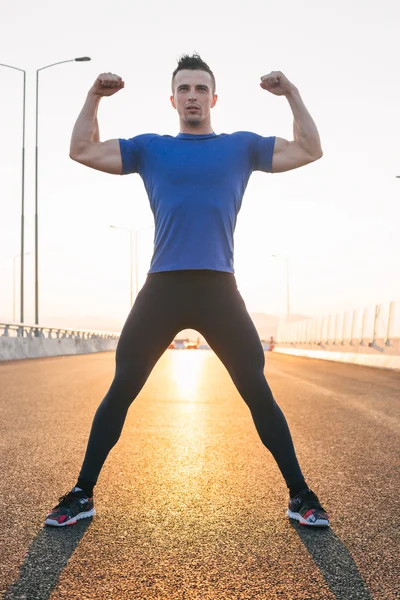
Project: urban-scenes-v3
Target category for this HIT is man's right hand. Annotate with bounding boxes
[89,72,125,97]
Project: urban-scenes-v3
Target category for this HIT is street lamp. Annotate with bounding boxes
[109,225,155,305]
[0,63,26,322]
[271,254,291,321]
[35,56,91,326]
[13,252,31,322]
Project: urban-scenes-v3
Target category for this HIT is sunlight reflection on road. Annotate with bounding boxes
[166,350,216,488]
[169,349,210,403]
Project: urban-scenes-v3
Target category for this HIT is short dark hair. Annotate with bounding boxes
[171,53,216,94]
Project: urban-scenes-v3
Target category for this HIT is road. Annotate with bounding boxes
[0,350,399,600]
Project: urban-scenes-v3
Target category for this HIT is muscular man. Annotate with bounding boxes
[45,54,329,528]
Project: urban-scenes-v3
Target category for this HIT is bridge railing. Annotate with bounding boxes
[277,299,399,349]
[0,323,120,340]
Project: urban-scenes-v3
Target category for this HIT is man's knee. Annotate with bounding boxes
[111,365,149,399]
[232,368,271,397]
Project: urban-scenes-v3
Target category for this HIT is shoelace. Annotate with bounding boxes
[54,491,82,509]
[296,490,329,519]
[299,490,323,510]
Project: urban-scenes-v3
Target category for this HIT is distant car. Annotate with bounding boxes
[198,343,211,350]
[173,340,187,349]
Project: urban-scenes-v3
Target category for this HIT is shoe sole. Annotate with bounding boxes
[45,508,96,527]
[286,509,330,527]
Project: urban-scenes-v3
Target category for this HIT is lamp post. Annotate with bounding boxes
[34,56,91,326]
[13,252,31,322]
[0,63,26,322]
[109,225,155,305]
[271,254,291,321]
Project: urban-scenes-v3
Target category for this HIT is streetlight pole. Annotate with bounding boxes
[110,225,154,304]
[0,63,26,322]
[271,254,291,321]
[13,252,31,322]
[34,56,91,326]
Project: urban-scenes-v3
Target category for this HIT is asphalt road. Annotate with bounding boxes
[0,350,399,600]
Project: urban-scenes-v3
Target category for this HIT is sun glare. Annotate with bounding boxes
[170,350,209,401]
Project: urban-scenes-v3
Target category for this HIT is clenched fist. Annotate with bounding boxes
[89,72,125,97]
[260,71,296,96]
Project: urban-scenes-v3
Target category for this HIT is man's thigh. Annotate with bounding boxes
[115,275,185,372]
[197,284,265,376]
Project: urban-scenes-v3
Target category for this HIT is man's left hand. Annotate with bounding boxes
[260,71,296,96]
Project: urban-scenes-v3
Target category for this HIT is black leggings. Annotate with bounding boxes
[78,270,304,489]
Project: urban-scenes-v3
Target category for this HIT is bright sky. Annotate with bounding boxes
[1,0,399,331]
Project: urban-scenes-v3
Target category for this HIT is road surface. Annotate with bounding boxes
[0,350,398,599]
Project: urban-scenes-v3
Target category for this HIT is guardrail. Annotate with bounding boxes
[276,299,399,350]
[0,323,120,340]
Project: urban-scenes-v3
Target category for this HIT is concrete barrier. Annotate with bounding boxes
[0,323,119,362]
[273,346,400,370]
[0,337,118,361]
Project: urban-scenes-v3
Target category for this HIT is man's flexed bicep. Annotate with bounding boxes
[70,139,123,175]
[271,137,321,173]
[70,72,125,175]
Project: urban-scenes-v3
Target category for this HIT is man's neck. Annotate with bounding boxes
[179,129,215,135]
[179,120,214,135]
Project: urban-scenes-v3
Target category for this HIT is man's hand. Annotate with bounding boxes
[260,71,296,96]
[89,72,125,97]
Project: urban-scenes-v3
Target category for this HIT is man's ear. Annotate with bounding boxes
[170,95,176,109]
[211,94,218,108]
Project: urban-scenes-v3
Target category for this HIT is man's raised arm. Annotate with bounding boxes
[260,71,323,173]
[70,72,125,175]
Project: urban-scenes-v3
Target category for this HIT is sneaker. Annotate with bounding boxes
[45,489,95,527]
[286,488,330,527]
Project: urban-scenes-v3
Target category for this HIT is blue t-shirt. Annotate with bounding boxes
[119,131,275,273]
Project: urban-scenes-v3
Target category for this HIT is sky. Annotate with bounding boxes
[1,0,399,332]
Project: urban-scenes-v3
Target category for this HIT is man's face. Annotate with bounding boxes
[170,70,217,126]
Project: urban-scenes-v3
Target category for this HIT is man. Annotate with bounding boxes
[45,54,329,528]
